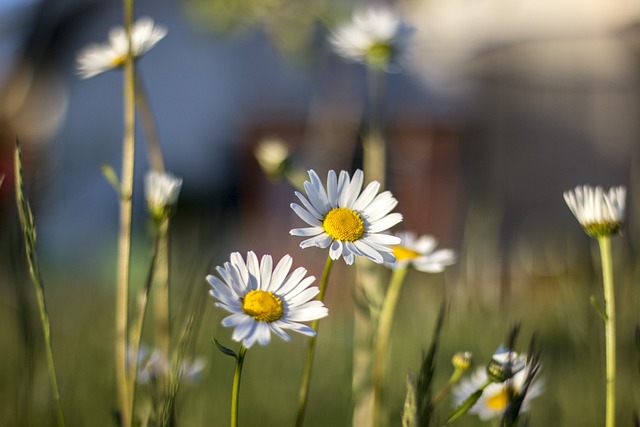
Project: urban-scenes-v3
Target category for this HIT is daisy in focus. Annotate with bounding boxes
[206,251,328,348]
[290,169,403,265]
[386,231,456,272]
[144,170,183,220]
[563,185,626,238]
[452,361,544,421]
[329,6,413,71]
[76,17,167,79]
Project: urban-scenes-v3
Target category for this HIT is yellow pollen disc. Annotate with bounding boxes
[242,290,283,322]
[110,55,126,68]
[486,387,517,411]
[322,207,365,242]
[391,245,421,262]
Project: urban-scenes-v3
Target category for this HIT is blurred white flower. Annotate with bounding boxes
[563,185,625,238]
[487,346,527,383]
[144,170,182,219]
[329,6,413,71]
[128,345,206,385]
[76,17,167,79]
[453,361,543,421]
[207,251,328,349]
[385,231,456,272]
[290,169,402,265]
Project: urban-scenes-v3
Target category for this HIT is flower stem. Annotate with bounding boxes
[231,345,248,427]
[363,64,386,187]
[115,0,136,424]
[372,266,409,427]
[154,217,171,377]
[598,236,616,427]
[295,255,333,427]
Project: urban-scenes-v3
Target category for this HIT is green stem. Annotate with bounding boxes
[372,266,409,427]
[231,346,248,427]
[363,65,386,187]
[135,73,166,173]
[295,255,334,427]
[598,236,616,427]
[128,226,163,422]
[116,0,136,424]
[154,217,171,374]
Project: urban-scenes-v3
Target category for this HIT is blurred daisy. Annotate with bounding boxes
[453,362,543,421]
[563,185,626,238]
[290,169,402,265]
[487,345,527,383]
[127,346,206,384]
[76,17,167,79]
[329,6,413,71]
[144,170,183,219]
[386,231,456,272]
[206,251,328,349]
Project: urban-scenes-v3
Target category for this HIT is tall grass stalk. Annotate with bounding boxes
[115,0,137,423]
[372,265,409,427]
[598,235,616,427]
[13,142,66,427]
[295,255,334,427]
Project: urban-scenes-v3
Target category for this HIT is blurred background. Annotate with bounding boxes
[1,0,639,425]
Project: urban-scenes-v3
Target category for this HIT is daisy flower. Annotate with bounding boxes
[206,251,329,349]
[76,17,167,79]
[453,362,544,421]
[329,6,413,71]
[563,185,626,238]
[290,169,403,265]
[144,170,183,219]
[385,231,456,272]
[127,345,206,384]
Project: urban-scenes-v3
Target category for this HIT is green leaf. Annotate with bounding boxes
[446,388,484,424]
[101,164,123,198]
[213,338,237,359]
[590,295,608,321]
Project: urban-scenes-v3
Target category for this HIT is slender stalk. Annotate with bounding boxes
[363,65,386,187]
[129,230,162,422]
[598,236,616,427]
[295,255,334,427]
[14,143,66,427]
[135,73,165,173]
[372,266,409,427]
[154,217,171,376]
[231,346,248,427]
[115,0,136,424]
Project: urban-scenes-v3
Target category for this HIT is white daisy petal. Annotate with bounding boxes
[76,17,166,79]
[452,360,543,421]
[208,252,327,348]
[329,6,413,72]
[564,184,625,237]
[384,231,457,273]
[290,169,403,264]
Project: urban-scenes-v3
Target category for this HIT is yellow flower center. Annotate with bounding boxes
[110,55,126,68]
[391,245,421,262]
[322,207,365,242]
[242,290,283,322]
[486,387,517,411]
